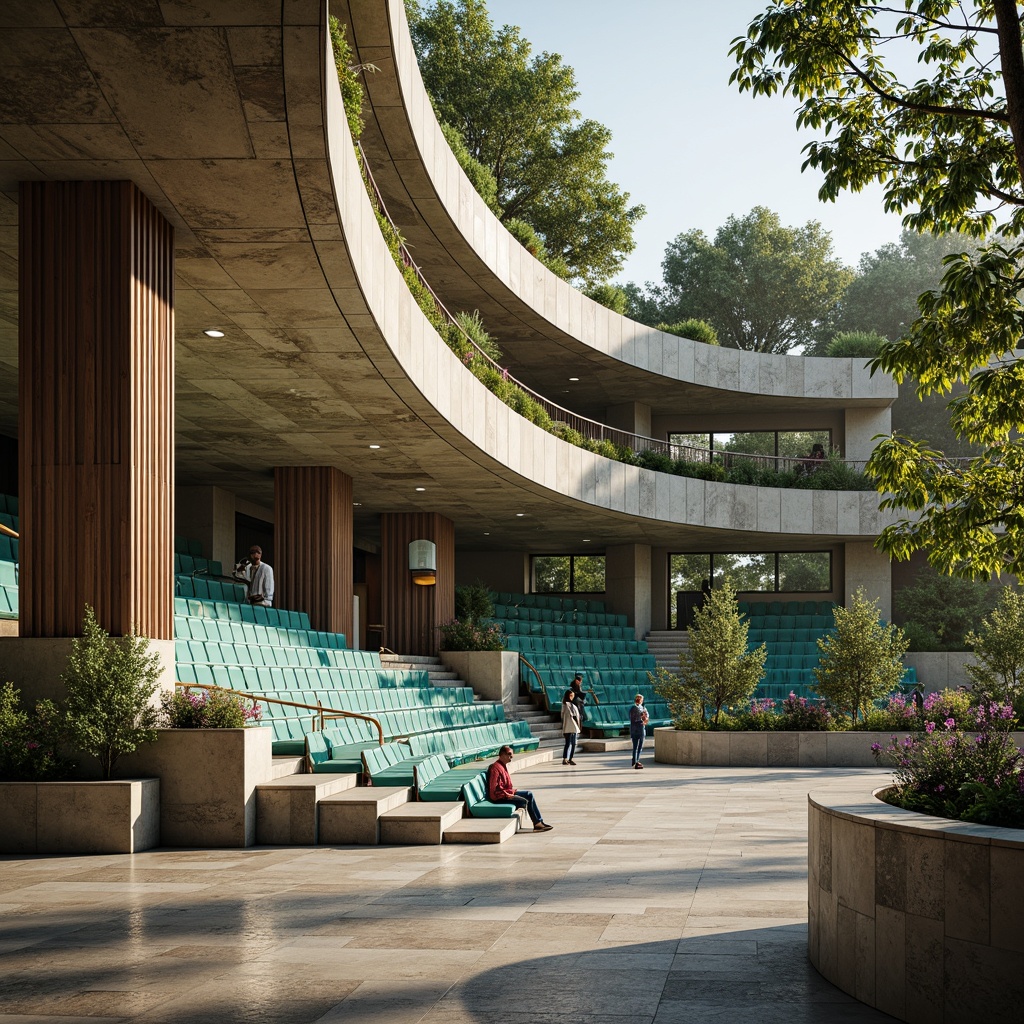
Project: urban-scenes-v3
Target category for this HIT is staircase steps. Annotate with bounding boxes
[318,786,413,845]
[645,630,689,675]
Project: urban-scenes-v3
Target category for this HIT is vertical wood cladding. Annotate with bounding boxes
[380,512,454,656]
[19,181,174,639]
[274,466,353,639]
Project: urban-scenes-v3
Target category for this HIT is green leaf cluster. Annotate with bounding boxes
[454,581,495,624]
[628,207,853,353]
[894,566,998,651]
[655,319,719,346]
[407,0,644,284]
[813,589,908,724]
[329,17,366,141]
[61,606,161,779]
[731,2,1024,576]
[966,587,1024,712]
[437,618,505,651]
[654,580,767,727]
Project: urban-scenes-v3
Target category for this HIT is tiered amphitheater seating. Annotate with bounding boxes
[0,495,18,620]
[489,591,666,733]
[742,600,916,700]
[172,552,515,768]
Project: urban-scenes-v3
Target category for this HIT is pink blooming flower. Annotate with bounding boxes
[925,722,935,734]
[944,718,956,730]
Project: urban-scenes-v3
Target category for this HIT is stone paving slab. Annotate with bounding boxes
[0,755,899,1022]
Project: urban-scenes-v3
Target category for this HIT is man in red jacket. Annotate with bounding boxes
[486,745,553,832]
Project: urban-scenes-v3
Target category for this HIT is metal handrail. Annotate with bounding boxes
[0,523,17,539]
[354,142,887,476]
[173,681,384,745]
[516,653,600,707]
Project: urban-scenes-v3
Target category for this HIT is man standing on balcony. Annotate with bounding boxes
[234,545,275,606]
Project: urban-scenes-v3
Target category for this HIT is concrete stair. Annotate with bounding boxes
[318,786,413,845]
[255,773,357,845]
[646,630,689,675]
[379,652,462,688]
[379,801,464,845]
[444,816,520,844]
[515,694,561,742]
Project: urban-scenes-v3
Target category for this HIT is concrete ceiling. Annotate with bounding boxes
[0,2,881,556]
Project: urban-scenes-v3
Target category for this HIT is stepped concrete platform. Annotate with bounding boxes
[0,755,895,1023]
[255,773,357,845]
[379,801,464,845]
[318,786,412,845]
[443,816,519,844]
[271,755,305,779]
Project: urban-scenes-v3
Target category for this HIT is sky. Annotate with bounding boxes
[483,0,908,287]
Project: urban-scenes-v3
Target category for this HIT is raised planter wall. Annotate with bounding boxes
[440,650,519,719]
[0,779,159,854]
[121,727,273,847]
[654,727,1024,768]
[809,782,1024,1023]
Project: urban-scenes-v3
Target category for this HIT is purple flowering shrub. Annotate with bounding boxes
[729,693,832,731]
[873,702,1024,827]
[162,688,263,729]
[0,681,72,781]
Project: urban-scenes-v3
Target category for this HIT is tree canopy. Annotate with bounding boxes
[407,0,644,284]
[627,207,852,353]
[732,1,1024,577]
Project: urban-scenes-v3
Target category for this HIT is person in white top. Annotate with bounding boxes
[234,545,275,606]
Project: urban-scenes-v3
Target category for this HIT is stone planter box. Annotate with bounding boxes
[121,727,273,847]
[654,727,1024,768]
[440,650,519,718]
[809,781,1024,1023]
[0,779,159,854]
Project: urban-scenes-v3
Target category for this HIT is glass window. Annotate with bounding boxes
[778,430,830,460]
[713,553,774,591]
[778,552,831,592]
[714,432,775,458]
[669,553,711,628]
[532,555,605,593]
[668,433,709,459]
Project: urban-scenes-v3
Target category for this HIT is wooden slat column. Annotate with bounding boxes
[380,512,454,656]
[274,466,353,639]
[18,181,174,639]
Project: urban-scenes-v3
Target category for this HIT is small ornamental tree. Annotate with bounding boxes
[62,605,161,779]
[966,588,1024,713]
[657,580,766,727]
[813,589,908,725]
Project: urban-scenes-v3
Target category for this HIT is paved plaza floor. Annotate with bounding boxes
[0,754,898,1023]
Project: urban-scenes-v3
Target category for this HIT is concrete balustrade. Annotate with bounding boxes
[809,781,1024,1022]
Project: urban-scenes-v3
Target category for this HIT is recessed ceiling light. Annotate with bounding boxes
[353,502,362,507]
[515,513,525,517]
[415,487,426,492]
[569,377,580,381]
[582,538,591,542]
[369,444,381,449]
[483,532,490,536]
[203,329,225,338]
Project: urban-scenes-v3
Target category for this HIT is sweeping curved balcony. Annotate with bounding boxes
[338,0,897,421]
[0,3,892,553]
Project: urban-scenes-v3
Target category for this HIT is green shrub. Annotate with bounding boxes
[0,681,72,781]
[455,310,503,362]
[584,283,629,314]
[329,17,366,141]
[636,449,673,473]
[504,218,571,279]
[966,587,1024,714]
[895,568,997,652]
[656,319,719,345]
[824,331,886,358]
[438,619,505,651]
[813,589,909,725]
[62,606,161,779]
[454,581,495,623]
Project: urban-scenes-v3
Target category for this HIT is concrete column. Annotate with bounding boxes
[843,541,892,620]
[604,544,652,639]
[604,402,652,439]
[18,180,174,640]
[844,406,891,463]
[176,486,237,569]
[274,467,353,640]
[381,512,455,656]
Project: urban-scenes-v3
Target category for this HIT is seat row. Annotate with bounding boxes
[583,703,673,736]
[492,592,606,614]
[175,574,247,603]
[174,596,312,632]
[408,720,537,766]
[174,536,204,557]
[177,641,370,671]
[739,600,835,617]
[749,633,832,648]
[505,636,653,665]
[177,662,429,692]
[492,603,627,628]
[745,614,834,630]
[0,536,18,562]
[540,684,669,715]
[174,553,224,576]
[493,619,638,642]
[0,493,18,516]
[502,631,649,655]
[175,616,348,652]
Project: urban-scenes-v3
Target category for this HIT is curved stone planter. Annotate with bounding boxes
[809,782,1024,1023]
[653,727,1024,768]
[0,779,159,854]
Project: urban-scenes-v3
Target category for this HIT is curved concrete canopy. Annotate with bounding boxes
[340,0,897,417]
[0,2,890,553]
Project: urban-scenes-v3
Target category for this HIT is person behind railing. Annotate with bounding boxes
[561,689,581,766]
[233,545,275,606]
[801,442,826,474]
[487,745,553,831]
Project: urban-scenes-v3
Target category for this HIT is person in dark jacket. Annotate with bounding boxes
[629,694,650,769]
